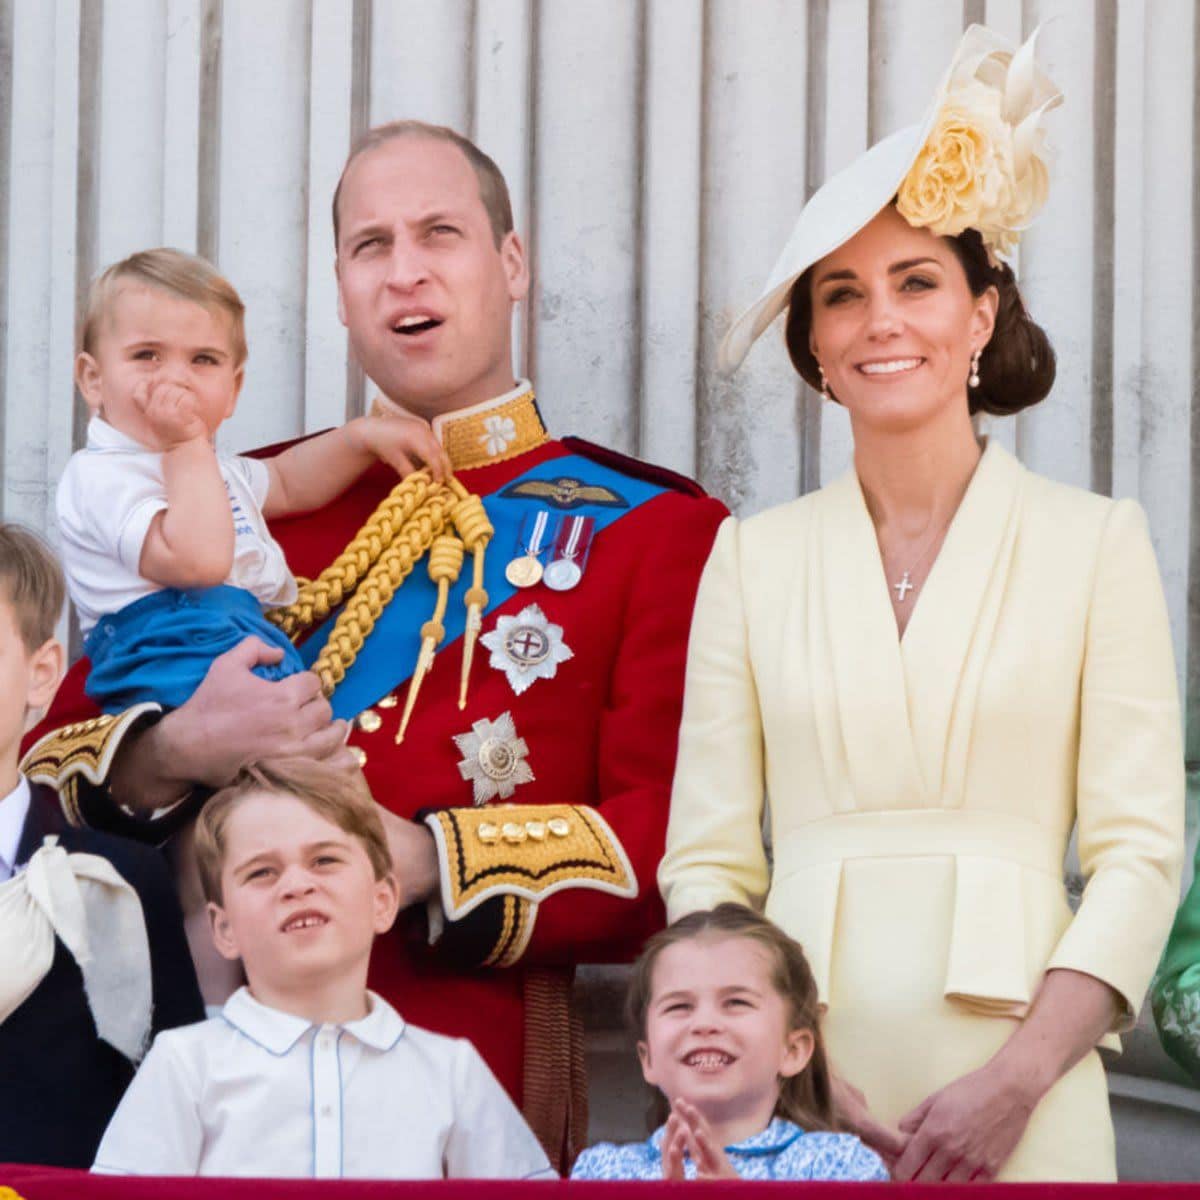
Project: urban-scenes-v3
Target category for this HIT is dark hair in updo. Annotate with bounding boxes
[784,218,1056,417]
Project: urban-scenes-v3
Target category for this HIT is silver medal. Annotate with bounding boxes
[543,558,583,591]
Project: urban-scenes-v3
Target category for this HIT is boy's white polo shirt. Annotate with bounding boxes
[93,987,555,1179]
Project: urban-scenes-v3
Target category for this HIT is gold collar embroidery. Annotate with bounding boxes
[372,384,549,471]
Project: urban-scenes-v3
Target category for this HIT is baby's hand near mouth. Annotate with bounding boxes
[136,377,207,447]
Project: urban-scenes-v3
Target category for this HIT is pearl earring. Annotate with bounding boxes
[818,365,831,400]
[969,349,981,389]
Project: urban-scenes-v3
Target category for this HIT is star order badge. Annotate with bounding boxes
[453,712,535,805]
[480,604,574,696]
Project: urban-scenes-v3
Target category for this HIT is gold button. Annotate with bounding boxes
[477,822,501,844]
[377,693,399,709]
[501,821,527,843]
[525,821,547,841]
[356,709,383,733]
[349,745,367,768]
[547,817,570,838]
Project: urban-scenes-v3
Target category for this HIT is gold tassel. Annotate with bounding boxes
[395,535,463,743]
[451,493,492,710]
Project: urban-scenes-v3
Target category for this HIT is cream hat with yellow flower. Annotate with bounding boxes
[718,24,1063,375]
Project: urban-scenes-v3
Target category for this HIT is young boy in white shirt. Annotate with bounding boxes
[92,756,554,1180]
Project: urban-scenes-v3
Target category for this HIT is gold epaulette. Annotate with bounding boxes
[424,804,638,924]
[20,704,161,827]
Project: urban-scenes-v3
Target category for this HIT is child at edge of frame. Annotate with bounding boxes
[0,522,203,1168]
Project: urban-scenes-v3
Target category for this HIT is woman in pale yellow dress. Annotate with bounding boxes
[660,27,1184,1183]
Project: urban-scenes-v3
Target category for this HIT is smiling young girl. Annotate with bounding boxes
[571,905,886,1181]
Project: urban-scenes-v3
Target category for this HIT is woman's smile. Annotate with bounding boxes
[855,356,925,377]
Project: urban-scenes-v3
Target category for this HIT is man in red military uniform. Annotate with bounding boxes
[24,121,726,1169]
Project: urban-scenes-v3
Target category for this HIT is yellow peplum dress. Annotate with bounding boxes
[660,441,1184,1182]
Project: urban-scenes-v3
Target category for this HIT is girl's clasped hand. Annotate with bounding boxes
[660,1098,738,1181]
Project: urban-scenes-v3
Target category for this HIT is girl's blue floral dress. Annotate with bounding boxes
[571,1117,888,1181]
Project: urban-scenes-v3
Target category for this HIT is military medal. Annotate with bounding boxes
[544,515,594,592]
[453,711,535,805]
[505,510,552,588]
[481,603,573,695]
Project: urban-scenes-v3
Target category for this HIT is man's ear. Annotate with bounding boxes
[75,352,103,414]
[23,638,65,734]
[779,1027,815,1079]
[335,258,348,328]
[372,871,402,936]
[500,231,530,305]
[208,900,243,962]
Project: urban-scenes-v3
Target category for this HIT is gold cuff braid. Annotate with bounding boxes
[20,704,163,827]
[482,895,537,968]
[424,804,638,921]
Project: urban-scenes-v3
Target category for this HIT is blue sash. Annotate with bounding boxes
[299,455,667,719]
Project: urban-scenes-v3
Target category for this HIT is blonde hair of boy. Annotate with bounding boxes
[194,758,393,905]
[80,247,248,366]
[0,523,65,653]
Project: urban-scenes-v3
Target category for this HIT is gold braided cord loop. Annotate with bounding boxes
[269,474,443,638]
[266,472,493,701]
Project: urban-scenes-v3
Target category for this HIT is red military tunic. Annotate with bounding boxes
[24,386,727,1163]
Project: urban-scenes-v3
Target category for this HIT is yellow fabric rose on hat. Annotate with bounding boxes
[897,80,1023,259]
[896,22,1058,266]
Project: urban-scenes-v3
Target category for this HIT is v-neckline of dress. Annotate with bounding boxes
[814,439,1026,807]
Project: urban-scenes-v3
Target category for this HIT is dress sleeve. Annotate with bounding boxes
[91,1035,205,1175]
[658,515,770,920]
[443,1039,557,1179]
[1045,499,1185,1025]
[1152,837,1200,1080]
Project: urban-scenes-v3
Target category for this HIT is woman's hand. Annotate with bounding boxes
[831,1072,907,1169]
[660,1099,738,1181]
[889,969,1120,1182]
[891,1059,1038,1182]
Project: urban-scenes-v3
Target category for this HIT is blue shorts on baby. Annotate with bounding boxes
[84,584,306,712]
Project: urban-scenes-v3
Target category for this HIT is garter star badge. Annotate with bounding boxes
[481,604,574,696]
[453,711,535,805]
